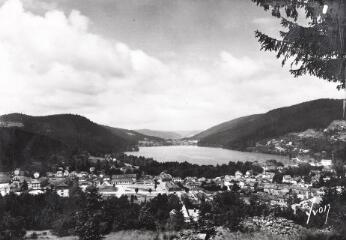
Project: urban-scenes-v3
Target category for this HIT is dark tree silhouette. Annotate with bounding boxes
[75,187,104,240]
[20,180,28,192]
[252,0,346,89]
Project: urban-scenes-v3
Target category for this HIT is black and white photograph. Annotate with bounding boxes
[0,0,346,239]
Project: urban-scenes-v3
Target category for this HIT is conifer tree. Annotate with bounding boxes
[75,186,104,240]
[252,0,346,89]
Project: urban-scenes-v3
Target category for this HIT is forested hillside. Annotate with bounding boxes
[196,99,343,150]
[0,113,161,170]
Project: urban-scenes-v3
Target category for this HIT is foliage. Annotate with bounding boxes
[169,209,185,231]
[75,187,104,240]
[198,191,248,231]
[0,213,25,240]
[119,153,263,178]
[252,0,346,89]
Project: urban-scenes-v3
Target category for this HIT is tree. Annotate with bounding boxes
[287,192,300,206]
[138,206,156,230]
[231,182,240,192]
[75,187,104,240]
[169,209,185,230]
[0,213,25,240]
[210,191,246,230]
[167,194,182,211]
[273,172,283,183]
[21,180,28,192]
[251,0,346,95]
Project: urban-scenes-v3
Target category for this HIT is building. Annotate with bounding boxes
[320,159,332,168]
[260,172,275,182]
[235,171,243,179]
[159,172,173,182]
[99,186,118,198]
[0,172,10,196]
[55,183,70,197]
[165,182,182,192]
[28,179,41,190]
[112,174,137,185]
[282,175,297,184]
[173,177,183,183]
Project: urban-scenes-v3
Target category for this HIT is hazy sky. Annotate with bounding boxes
[0,0,343,130]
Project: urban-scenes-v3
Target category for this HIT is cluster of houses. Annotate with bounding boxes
[138,138,197,147]
[0,169,70,198]
[0,120,24,128]
[255,120,346,160]
[0,156,341,220]
[0,167,186,200]
[259,138,311,155]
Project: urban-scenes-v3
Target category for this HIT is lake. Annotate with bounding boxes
[125,146,289,166]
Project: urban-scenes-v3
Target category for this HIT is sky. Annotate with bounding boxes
[0,0,343,131]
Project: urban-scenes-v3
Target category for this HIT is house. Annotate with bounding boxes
[56,170,64,178]
[185,181,202,191]
[28,179,41,190]
[135,179,155,188]
[55,183,70,197]
[263,183,278,194]
[238,181,246,189]
[159,172,173,182]
[28,189,44,195]
[245,170,253,177]
[99,178,113,187]
[112,174,136,185]
[99,186,118,198]
[165,182,182,192]
[11,169,25,184]
[235,171,243,179]
[282,175,295,184]
[63,170,70,177]
[270,196,288,207]
[0,172,10,196]
[173,177,183,183]
[320,159,332,168]
[79,181,92,191]
[76,171,88,178]
[102,175,111,182]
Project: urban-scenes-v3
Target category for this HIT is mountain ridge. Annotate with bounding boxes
[134,129,200,139]
[0,113,163,170]
[195,98,344,151]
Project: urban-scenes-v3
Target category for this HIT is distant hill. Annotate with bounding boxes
[104,126,164,142]
[175,130,201,138]
[134,129,200,139]
[195,99,344,150]
[0,113,162,170]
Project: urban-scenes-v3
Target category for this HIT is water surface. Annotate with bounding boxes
[125,146,289,166]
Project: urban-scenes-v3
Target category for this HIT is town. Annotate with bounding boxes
[0,151,342,225]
